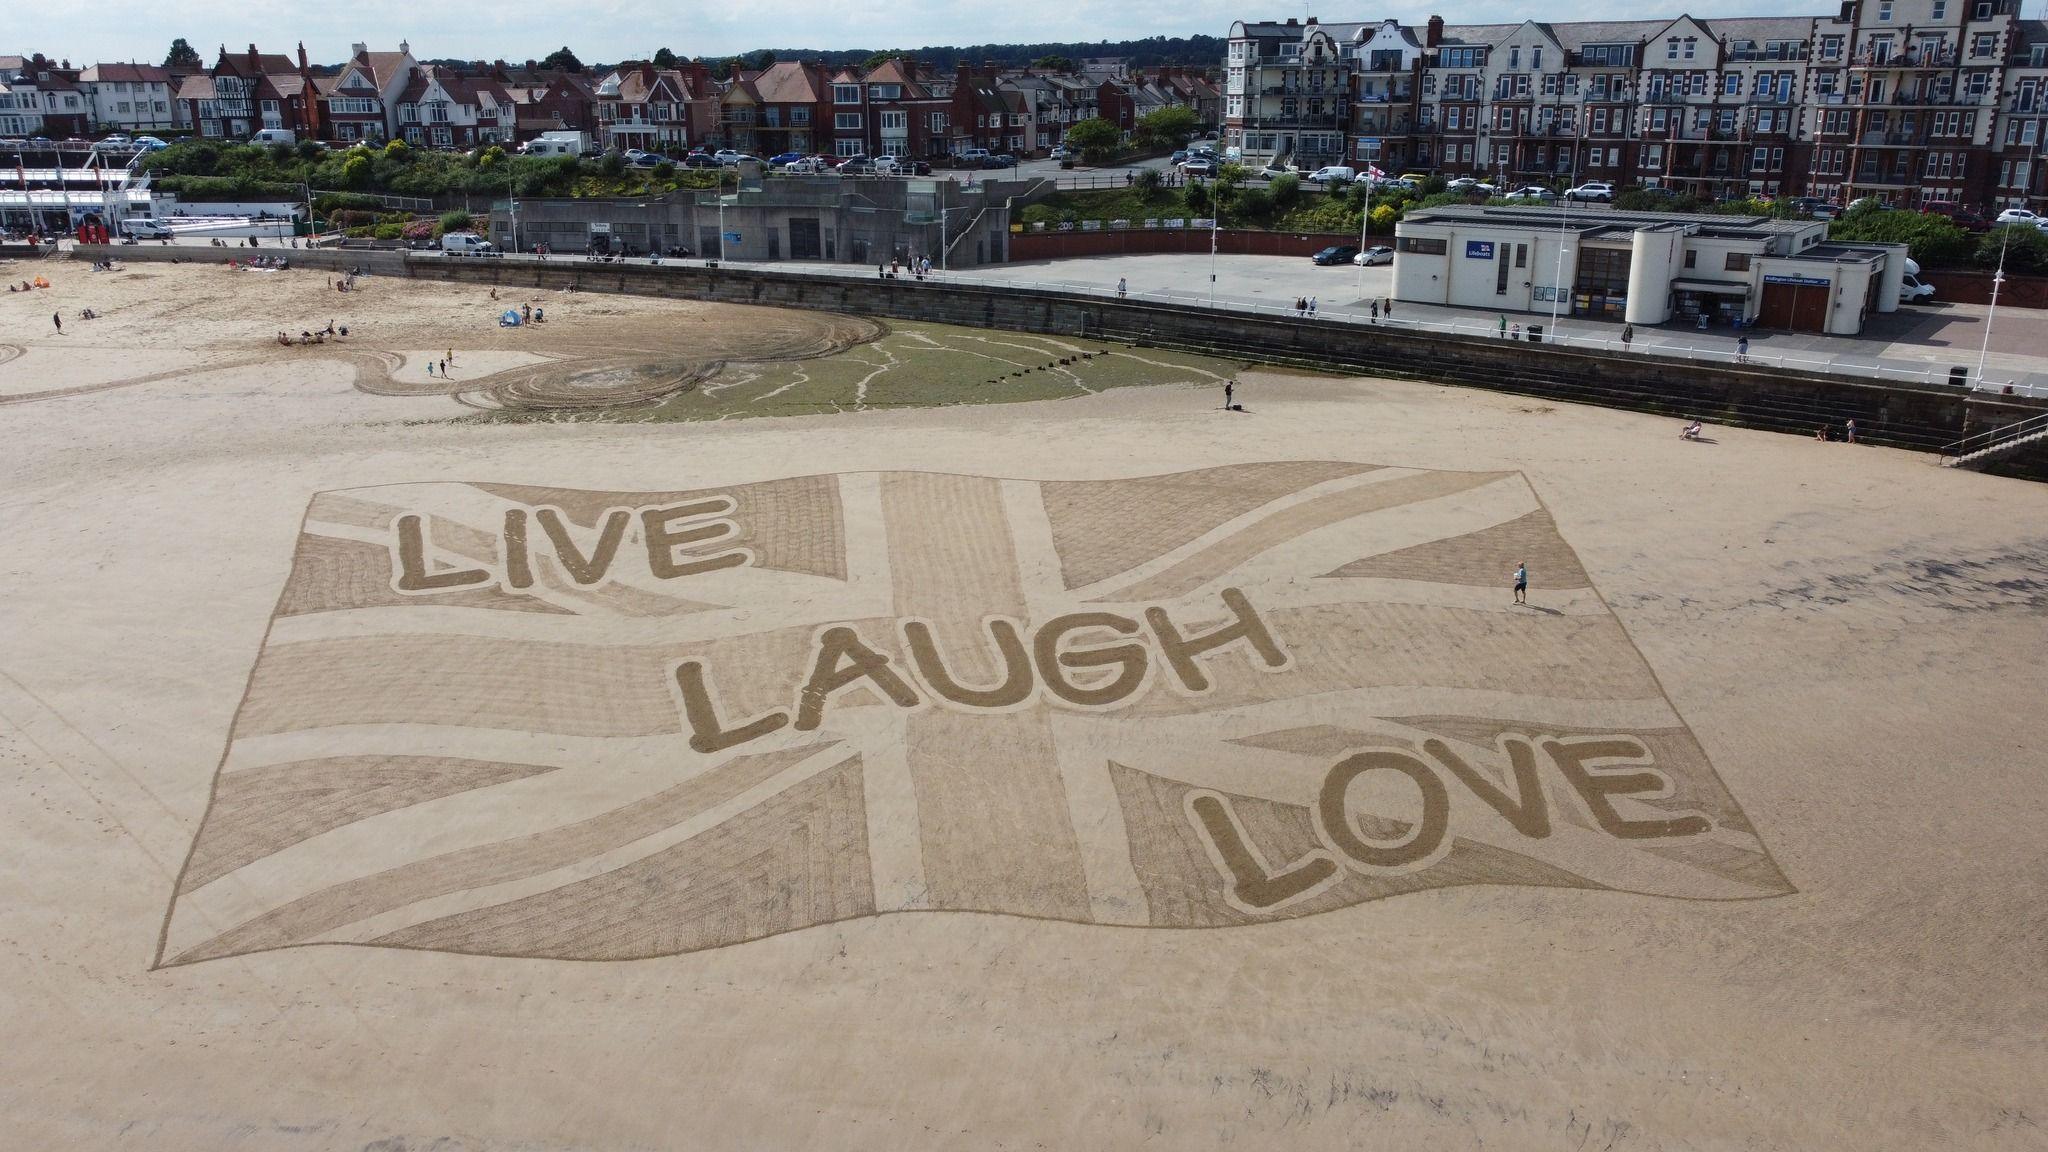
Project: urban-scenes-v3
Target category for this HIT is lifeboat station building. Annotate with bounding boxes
[1390,204,1908,336]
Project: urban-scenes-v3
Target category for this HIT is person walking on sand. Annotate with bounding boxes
[1224,380,1235,410]
[51,311,61,334]
[1513,561,1528,605]
[439,358,448,377]
[426,360,435,378]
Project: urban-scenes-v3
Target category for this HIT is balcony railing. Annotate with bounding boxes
[1851,49,1958,68]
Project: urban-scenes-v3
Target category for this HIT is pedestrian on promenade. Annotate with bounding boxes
[1370,300,1379,323]
[1117,276,1127,299]
[1499,314,1508,337]
[1308,296,1318,317]
[1621,323,1634,348]
[1513,562,1528,605]
[1383,297,1393,320]
[1737,335,1750,363]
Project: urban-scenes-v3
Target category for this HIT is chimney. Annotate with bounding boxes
[399,40,411,57]
[352,42,367,59]
[1285,17,1298,25]
[298,42,309,73]
[1307,16,1318,24]
[1427,15,1445,48]
[247,44,260,72]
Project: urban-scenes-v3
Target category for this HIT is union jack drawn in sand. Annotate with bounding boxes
[156,462,1790,966]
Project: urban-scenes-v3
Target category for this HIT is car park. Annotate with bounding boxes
[1310,245,1359,266]
[1503,185,1557,203]
[1352,245,1394,266]
[1565,181,1615,202]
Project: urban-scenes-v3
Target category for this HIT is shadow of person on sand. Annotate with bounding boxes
[1519,604,1564,616]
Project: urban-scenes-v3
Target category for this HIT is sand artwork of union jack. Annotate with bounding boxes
[155,462,1791,966]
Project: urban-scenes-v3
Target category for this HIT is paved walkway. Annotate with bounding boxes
[233,242,2048,398]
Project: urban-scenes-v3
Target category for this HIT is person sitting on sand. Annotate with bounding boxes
[1681,420,1703,441]
[325,320,335,336]
[534,307,544,323]
[338,325,348,337]
[278,331,291,347]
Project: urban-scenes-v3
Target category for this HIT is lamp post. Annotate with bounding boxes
[1549,123,1580,334]
[1977,138,2040,389]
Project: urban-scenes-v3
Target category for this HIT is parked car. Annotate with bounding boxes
[1169,150,1188,166]
[1786,196,1842,220]
[1181,157,1217,177]
[1995,207,2045,227]
[682,154,719,169]
[767,151,804,167]
[784,157,831,174]
[1352,245,1394,266]
[1899,272,1936,303]
[1565,181,1614,202]
[983,153,1017,168]
[1049,145,1070,161]
[1259,161,1294,179]
[1308,165,1357,185]
[92,134,132,151]
[840,158,877,175]
[119,218,173,240]
[960,147,991,165]
[1310,245,1359,266]
[439,231,495,256]
[1924,201,1990,231]
[873,156,905,175]
[132,135,169,151]
[1445,176,1496,195]
[713,148,742,165]
[1847,196,1889,213]
[1503,185,1557,203]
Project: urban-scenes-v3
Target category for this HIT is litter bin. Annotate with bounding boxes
[1948,366,1968,387]
[1526,325,1544,343]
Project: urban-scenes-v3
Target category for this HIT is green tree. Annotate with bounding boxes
[862,51,901,70]
[1369,203,1397,232]
[1977,224,2048,275]
[743,49,778,72]
[1182,180,1211,214]
[1063,118,1121,162]
[652,160,676,180]
[341,152,371,188]
[653,47,678,67]
[1829,208,1970,266]
[1136,106,1198,148]
[1267,171,1301,210]
[382,138,410,161]
[164,38,203,70]
[539,46,584,72]
[1032,55,1079,73]
[438,210,474,235]
[1132,167,1162,194]
[476,144,507,169]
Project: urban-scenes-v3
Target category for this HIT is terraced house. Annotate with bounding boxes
[1223,3,2045,212]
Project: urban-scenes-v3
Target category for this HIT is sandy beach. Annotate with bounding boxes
[2,261,2044,1150]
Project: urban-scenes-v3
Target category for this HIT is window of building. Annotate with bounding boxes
[834,138,863,157]
[835,112,862,130]
[1932,0,1946,17]
[1684,249,1697,268]
[833,84,860,103]
[1878,1,1893,20]
[1396,236,1447,254]
[1725,252,1752,271]
[791,108,811,125]
[880,110,906,130]
[867,84,902,100]
[1575,247,1632,294]
[1971,33,1996,58]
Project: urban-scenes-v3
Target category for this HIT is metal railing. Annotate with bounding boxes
[1941,408,2048,457]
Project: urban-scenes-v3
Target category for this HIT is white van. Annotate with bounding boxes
[440,232,496,256]
[250,128,296,146]
[1308,165,1357,184]
[1899,273,1935,303]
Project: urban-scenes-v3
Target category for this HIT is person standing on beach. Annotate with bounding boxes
[1224,380,1234,409]
[51,311,61,333]
[1513,562,1528,605]
[1845,418,1857,443]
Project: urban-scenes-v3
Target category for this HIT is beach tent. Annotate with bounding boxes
[499,310,522,327]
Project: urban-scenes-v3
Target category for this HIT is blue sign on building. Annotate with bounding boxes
[1465,240,1496,259]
